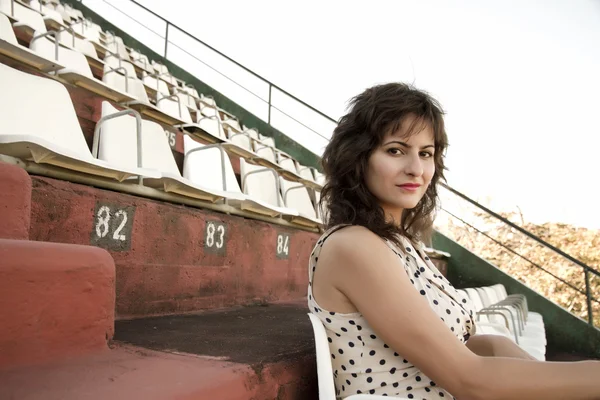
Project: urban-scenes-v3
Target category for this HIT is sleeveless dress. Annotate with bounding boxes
[307,225,476,399]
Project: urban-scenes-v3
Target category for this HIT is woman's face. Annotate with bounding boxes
[365,115,436,223]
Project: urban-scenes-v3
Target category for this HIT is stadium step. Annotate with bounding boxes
[0,302,318,400]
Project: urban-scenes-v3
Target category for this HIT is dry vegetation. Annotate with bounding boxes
[434,202,600,328]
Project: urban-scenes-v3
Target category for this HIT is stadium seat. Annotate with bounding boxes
[29,30,135,103]
[0,0,46,38]
[280,178,320,226]
[142,72,171,101]
[103,54,137,78]
[0,13,63,71]
[0,63,150,181]
[307,314,405,400]
[240,158,299,219]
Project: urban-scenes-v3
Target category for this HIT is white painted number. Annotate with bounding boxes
[206,222,225,249]
[95,206,110,238]
[113,210,128,241]
[94,206,128,241]
[277,234,289,256]
[165,131,176,147]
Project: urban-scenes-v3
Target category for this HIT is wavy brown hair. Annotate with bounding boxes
[319,83,448,246]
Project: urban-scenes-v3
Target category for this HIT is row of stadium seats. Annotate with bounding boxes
[458,284,546,360]
[0,0,326,228]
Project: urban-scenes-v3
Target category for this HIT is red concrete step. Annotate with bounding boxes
[29,175,320,319]
[0,303,318,400]
[0,162,31,240]
[0,239,115,371]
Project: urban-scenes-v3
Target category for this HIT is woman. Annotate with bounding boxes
[308,83,600,399]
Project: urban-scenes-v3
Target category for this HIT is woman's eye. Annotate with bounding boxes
[387,148,402,155]
[420,151,434,158]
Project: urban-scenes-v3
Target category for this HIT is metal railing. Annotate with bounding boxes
[439,183,600,326]
[81,0,337,147]
[78,0,600,326]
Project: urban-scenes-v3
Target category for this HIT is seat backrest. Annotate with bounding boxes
[74,37,98,59]
[97,102,179,175]
[255,146,276,163]
[307,313,336,400]
[0,0,46,33]
[103,71,149,103]
[245,128,260,141]
[492,284,509,301]
[260,135,276,148]
[280,179,316,218]
[0,13,17,44]
[464,288,485,311]
[482,286,501,304]
[182,135,240,192]
[197,112,225,139]
[240,159,283,207]
[278,156,298,174]
[142,73,170,97]
[157,94,193,124]
[228,131,252,151]
[152,61,168,74]
[29,33,93,78]
[298,165,316,182]
[199,94,216,107]
[104,55,137,78]
[184,86,199,99]
[0,62,93,159]
[176,91,197,110]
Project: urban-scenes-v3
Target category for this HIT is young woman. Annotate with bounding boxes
[307,83,600,399]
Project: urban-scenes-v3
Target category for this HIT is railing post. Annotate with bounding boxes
[585,269,593,325]
[164,22,169,59]
[268,84,272,124]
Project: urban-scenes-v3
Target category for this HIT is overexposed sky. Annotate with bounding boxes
[84,0,600,229]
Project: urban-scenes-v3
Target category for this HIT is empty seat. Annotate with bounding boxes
[278,155,298,174]
[280,178,320,225]
[183,85,199,99]
[30,31,135,103]
[175,90,198,111]
[240,158,298,218]
[0,0,46,34]
[157,93,194,124]
[0,63,149,181]
[142,72,170,99]
[104,54,137,78]
[102,68,147,102]
[0,13,62,71]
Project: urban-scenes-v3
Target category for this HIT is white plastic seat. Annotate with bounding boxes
[0,13,62,71]
[259,134,276,148]
[278,155,298,174]
[307,314,407,400]
[157,94,194,124]
[491,284,545,325]
[183,85,199,99]
[480,287,545,335]
[103,54,136,78]
[240,158,297,218]
[142,73,171,99]
[465,287,545,358]
[30,31,135,103]
[152,61,168,74]
[0,0,46,34]
[102,68,147,102]
[280,178,320,226]
[0,63,148,181]
[176,91,198,111]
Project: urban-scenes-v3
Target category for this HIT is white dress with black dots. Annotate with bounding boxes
[308,225,476,399]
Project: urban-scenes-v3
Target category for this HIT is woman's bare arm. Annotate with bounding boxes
[466,334,537,360]
[317,226,600,400]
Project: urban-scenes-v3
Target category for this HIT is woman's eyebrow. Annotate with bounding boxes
[384,140,435,149]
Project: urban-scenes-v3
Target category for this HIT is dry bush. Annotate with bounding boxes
[434,202,600,327]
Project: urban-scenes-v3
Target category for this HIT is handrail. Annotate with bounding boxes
[128,0,338,124]
[440,182,600,277]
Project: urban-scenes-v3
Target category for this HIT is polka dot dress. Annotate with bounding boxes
[308,225,476,399]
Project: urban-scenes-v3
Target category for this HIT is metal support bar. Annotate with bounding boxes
[157,93,183,118]
[92,108,144,185]
[585,270,593,325]
[267,84,272,124]
[163,22,169,58]
[197,115,225,139]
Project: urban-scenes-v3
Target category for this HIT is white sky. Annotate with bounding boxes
[84,0,600,229]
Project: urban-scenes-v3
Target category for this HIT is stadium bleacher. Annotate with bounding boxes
[0,0,559,398]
